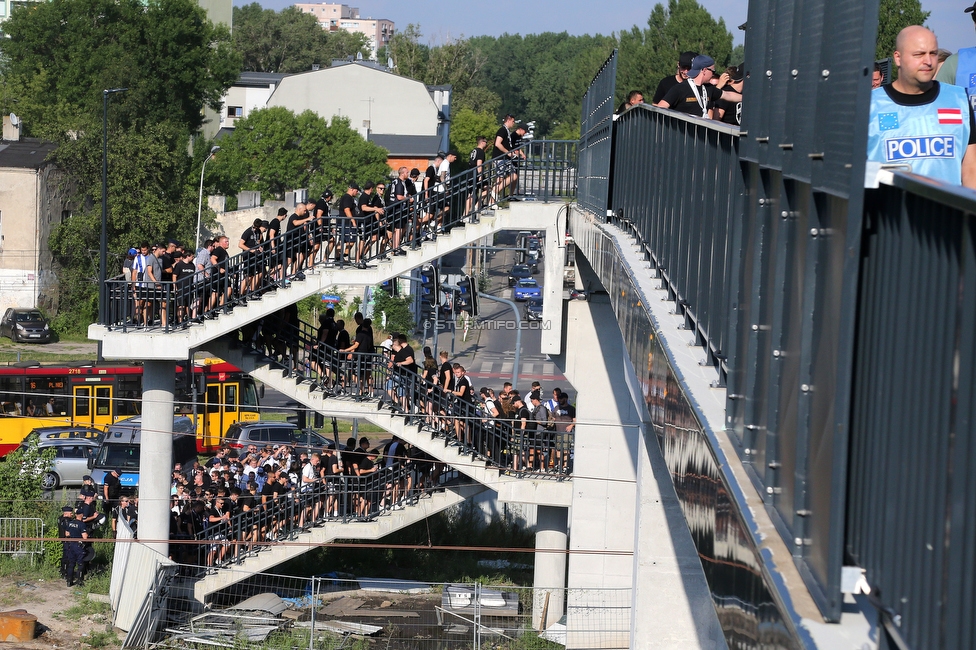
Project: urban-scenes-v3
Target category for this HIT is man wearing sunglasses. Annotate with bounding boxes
[656,55,742,120]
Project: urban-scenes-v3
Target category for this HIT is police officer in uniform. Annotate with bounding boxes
[935,2,976,108]
[57,505,73,578]
[63,508,89,586]
[868,26,976,188]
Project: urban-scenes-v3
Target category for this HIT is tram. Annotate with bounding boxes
[0,359,259,455]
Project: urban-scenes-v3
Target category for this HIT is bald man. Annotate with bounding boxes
[868,26,976,188]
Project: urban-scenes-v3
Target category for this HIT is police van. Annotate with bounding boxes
[88,416,196,495]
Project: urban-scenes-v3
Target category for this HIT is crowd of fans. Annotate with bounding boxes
[109,114,531,332]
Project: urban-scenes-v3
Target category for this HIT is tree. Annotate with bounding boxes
[211,107,391,201]
[388,24,430,80]
[232,4,370,73]
[617,1,733,107]
[876,0,930,62]
[456,87,503,115]
[450,108,499,159]
[0,0,239,136]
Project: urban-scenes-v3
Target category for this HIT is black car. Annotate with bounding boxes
[524,298,543,322]
[508,264,533,287]
[223,421,335,456]
[0,308,52,343]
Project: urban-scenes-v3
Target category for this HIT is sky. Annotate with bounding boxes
[244,0,976,56]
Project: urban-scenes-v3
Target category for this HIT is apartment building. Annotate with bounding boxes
[294,3,394,59]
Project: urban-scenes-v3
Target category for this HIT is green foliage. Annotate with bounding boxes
[387,24,430,81]
[212,108,391,200]
[371,289,415,336]
[57,598,111,620]
[450,108,499,160]
[0,438,56,518]
[0,0,239,136]
[876,0,931,62]
[81,629,119,649]
[232,3,370,73]
[456,87,503,115]
[617,0,734,107]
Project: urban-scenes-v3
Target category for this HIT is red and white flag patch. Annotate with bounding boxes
[938,108,964,125]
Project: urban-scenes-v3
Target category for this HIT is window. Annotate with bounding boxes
[227,106,243,118]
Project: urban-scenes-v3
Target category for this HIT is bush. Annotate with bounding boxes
[0,437,55,518]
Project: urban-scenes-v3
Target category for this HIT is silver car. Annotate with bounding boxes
[20,435,102,490]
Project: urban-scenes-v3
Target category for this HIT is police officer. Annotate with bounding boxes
[868,26,976,188]
[935,3,976,108]
[63,508,89,586]
[103,468,123,536]
[57,505,73,578]
[77,475,96,506]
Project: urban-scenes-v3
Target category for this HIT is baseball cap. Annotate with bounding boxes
[966,1,976,12]
[688,55,716,79]
[348,181,361,191]
[75,507,86,515]
[83,475,93,481]
[62,505,73,513]
[127,247,138,255]
[436,151,446,159]
[679,51,698,69]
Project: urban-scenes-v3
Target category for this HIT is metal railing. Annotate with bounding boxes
[237,318,575,479]
[577,50,617,217]
[847,171,976,650]
[608,107,742,378]
[98,142,576,333]
[183,463,462,569]
[0,517,44,563]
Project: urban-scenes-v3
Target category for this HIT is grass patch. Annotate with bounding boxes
[0,351,98,363]
[81,628,120,648]
[56,598,111,620]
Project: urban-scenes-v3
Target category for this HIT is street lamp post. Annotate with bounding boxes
[99,87,127,325]
[195,145,221,252]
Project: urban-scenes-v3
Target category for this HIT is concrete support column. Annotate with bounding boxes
[532,505,568,631]
[140,360,175,557]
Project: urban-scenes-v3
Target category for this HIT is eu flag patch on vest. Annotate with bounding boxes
[969,73,976,87]
[878,113,899,131]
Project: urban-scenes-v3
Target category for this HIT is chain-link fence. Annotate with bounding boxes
[132,566,631,649]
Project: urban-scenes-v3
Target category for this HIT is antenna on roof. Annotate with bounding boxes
[387,57,394,70]
[9,113,19,126]
[356,52,363,61]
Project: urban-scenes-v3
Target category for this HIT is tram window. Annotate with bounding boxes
[29,377,68,415]
[241,381,258,410]
[225,385,237,410]
[0,377,22,411]
[75,392,90,417]
[206,386,220,413]
[116,378,141,417]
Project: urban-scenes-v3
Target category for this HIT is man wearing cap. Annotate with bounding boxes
[421,153,443,234]
[509,127,529,200]
[870,26,976,188]
[436,151,458,230]
[285,200,312,279]
[63,507,88,586]
[58,505,73,578]
[239,218,265,296]
[652,51,698,104]
[935,3,976,109]
[658,55,742,119]
[466,136,490,214]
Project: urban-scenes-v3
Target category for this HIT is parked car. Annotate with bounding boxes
[18,432,102,490]
[524,298,543,322]
[0,308,52,343]
[89,416,197,494]
[223,421,335,456]
[508,264,533,287]
[514,278,542,301]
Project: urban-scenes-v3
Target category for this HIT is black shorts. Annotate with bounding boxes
[496,159,514,177]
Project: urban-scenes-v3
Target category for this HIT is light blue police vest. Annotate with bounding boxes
[954,47,976,111]
[867,83,970,185]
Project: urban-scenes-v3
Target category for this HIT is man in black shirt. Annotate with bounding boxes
[337,182,361,266]
[358,181,380,264]
[267,207,286,281]
[285,202,312,278]
[652,51,697,104]
[715,65,744,126]
[494,115,517,199]
[466,136,489,214]
[615,90,645,116]
[658,55,742,119]
[103,468,123,536]
[209,236,231,313]
[389,167,410,255]
[173,250,196,323]
[389,333,417,411]
[239,219,264,296]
